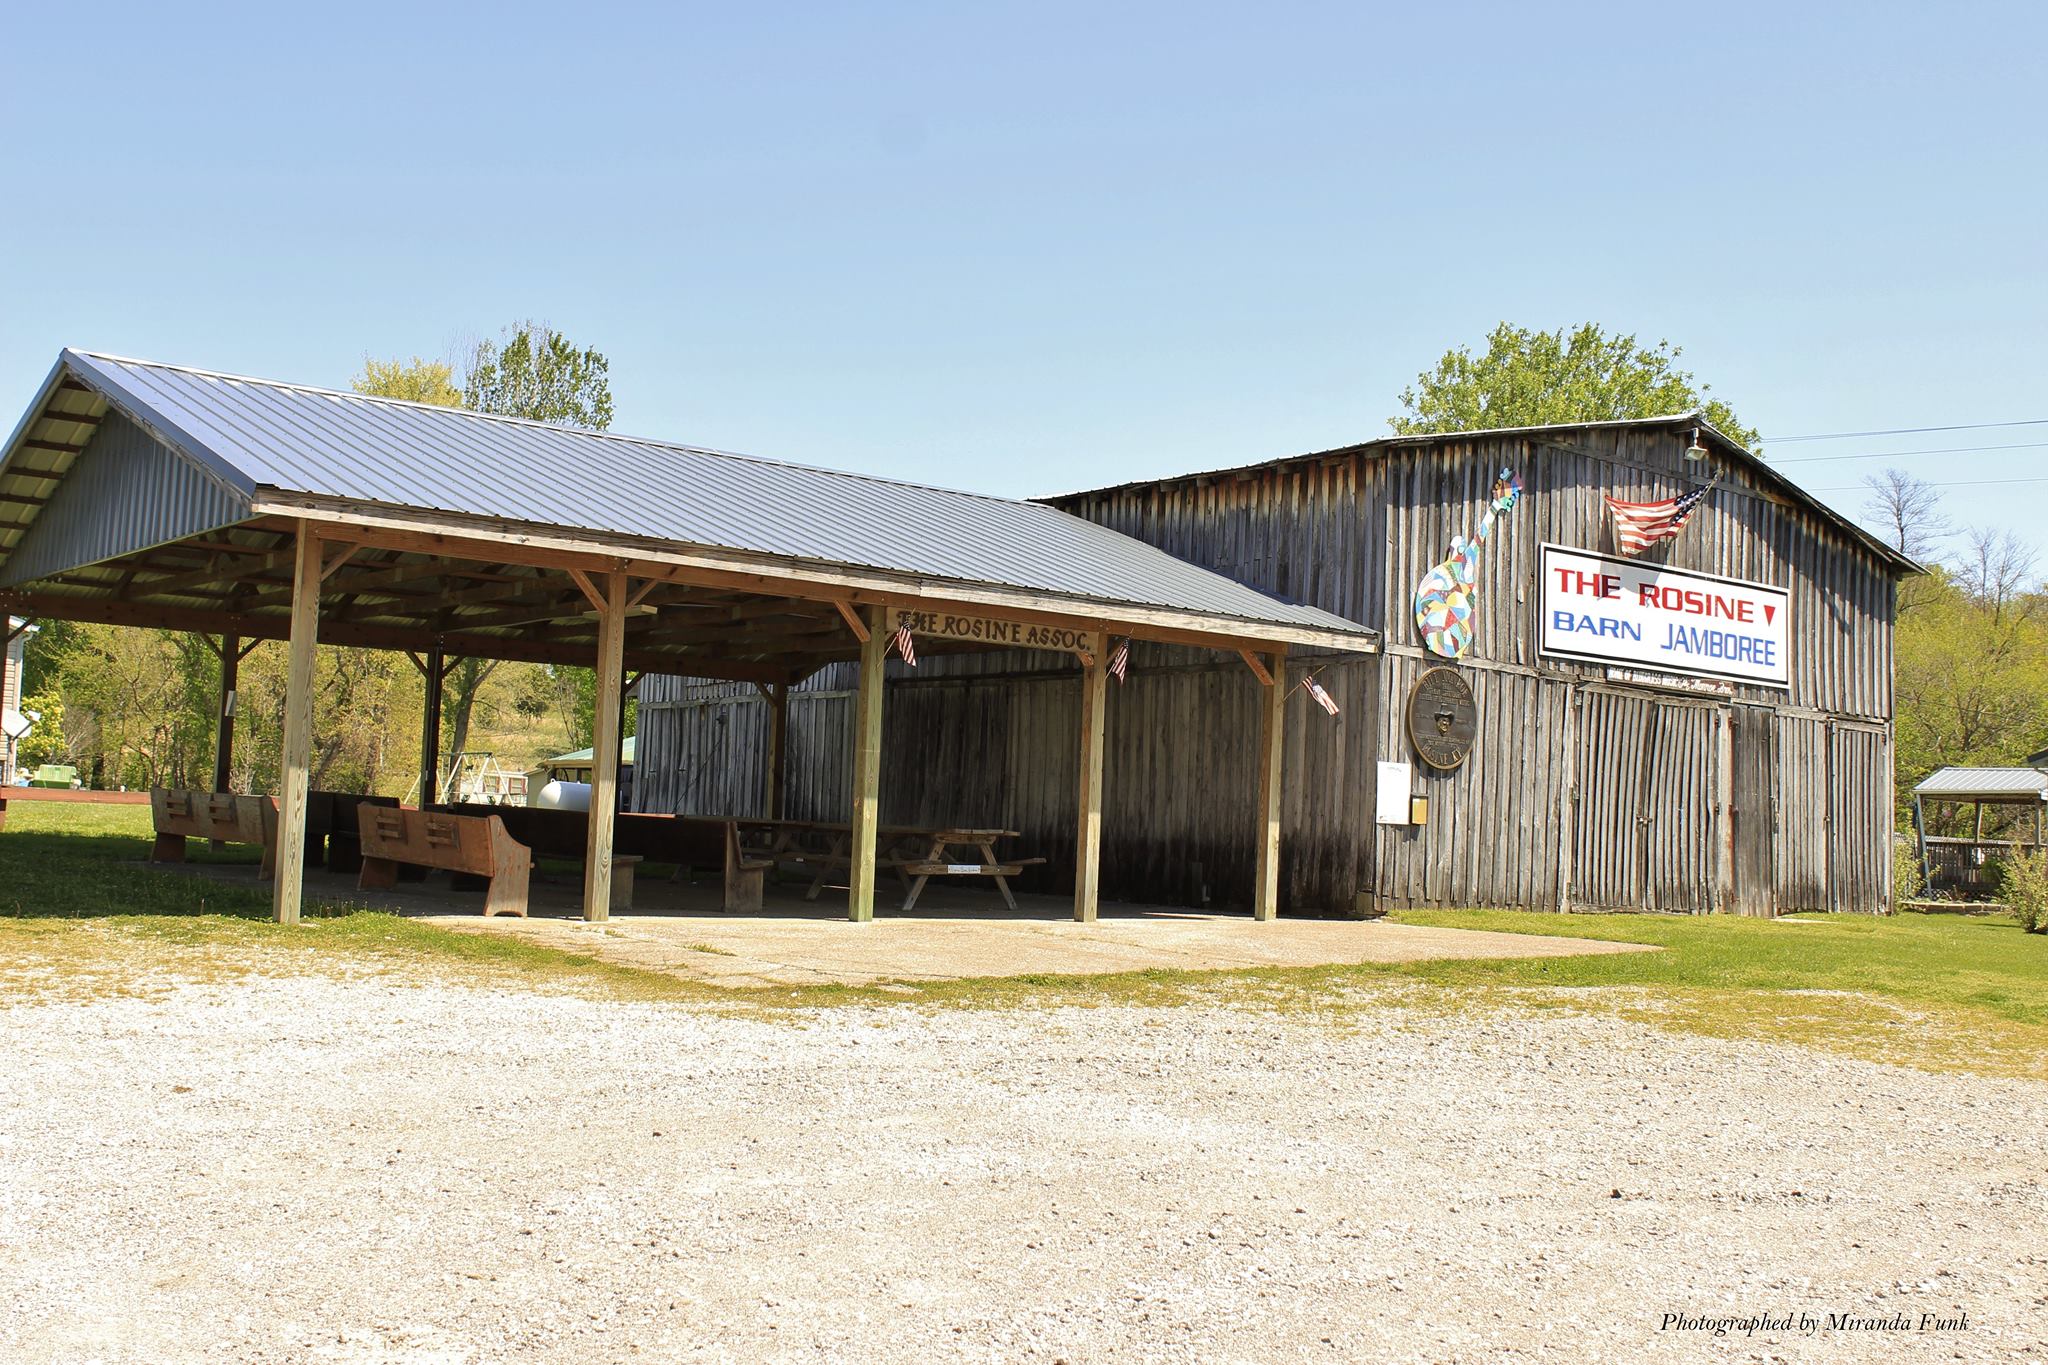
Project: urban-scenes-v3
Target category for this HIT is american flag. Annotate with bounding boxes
[1303,672,1340,716]
[891,621,916,666]
[1605,475,1720,556]
[1107,637,1129,682]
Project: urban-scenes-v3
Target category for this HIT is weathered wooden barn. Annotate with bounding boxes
[638,416,1915,916]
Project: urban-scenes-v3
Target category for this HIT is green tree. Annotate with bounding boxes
[1391,322,1759,450]
[1892,565,2048,826]
[463,322,615,430]
[447,322,616,762]
[14,688,65,768]
[349,356,462,407]
[351,323,620,780]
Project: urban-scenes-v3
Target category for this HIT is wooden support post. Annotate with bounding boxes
[619,671,640,812]
[1074,653,1108,923]
[847,605,887,922]
[0,618,12,802]
[213,634,240,795]
[583,573,628,922]
[1914,795,1930,896]
[272,525,322,926]
[763,682,789,819]
[419,646,445,807]
[1252,648,1285,922]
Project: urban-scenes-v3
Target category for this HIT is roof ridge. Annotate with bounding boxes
[66,349,1044,512]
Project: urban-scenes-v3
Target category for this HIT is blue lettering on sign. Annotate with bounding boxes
[1662,623,1776,667]
[1552,610,1641,641]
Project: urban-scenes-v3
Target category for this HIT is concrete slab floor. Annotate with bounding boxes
[159,861,1657,989]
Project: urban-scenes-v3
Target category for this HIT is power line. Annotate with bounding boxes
[1770,439,2048,465]
[1765,418,2048,443]
[1809,475,2048,493]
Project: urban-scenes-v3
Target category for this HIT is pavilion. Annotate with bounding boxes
[0,349,1379,924]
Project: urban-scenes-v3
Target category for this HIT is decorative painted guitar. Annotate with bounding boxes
[1413,468,1523,660]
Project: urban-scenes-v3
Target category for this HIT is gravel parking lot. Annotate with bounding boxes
[1,975,2041,1363]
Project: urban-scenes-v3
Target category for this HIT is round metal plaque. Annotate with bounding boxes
[1407,666,1477,770]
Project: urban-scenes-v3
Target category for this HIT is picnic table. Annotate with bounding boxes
[732,819,1042,911]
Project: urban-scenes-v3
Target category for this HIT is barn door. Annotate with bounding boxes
[1570,690,1654,909]
[1571,691,1723,912]
[1640,702,1718,912]
[1726,704,1779,916]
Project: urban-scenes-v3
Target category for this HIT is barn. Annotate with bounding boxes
[636,416,1915,917]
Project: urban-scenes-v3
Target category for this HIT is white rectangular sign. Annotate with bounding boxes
[1375,762,1413,825]
[1539,543,1790,688]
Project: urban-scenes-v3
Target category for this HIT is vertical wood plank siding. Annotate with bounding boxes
[638,422,1898,916]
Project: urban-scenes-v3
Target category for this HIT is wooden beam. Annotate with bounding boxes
[567,568,608,616]
[319,541,363,582]
[1252,649,1285,923]
[21,440,85,454]
[1075,653,1108,923]
[583,573,628,922]
[134,549,296,599]
[1238,649,1274,688]
[847,605,887,922]
[420,645,445,807]
[834,598,870,642]
[0,620,12,791]
[0,590,796,684]
[625,578,661,611]
[247,504,1374,657]
[763,682,789,819]
[272,525,321,925]
[213,634,240,796]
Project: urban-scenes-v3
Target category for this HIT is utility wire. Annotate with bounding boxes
[1769,439,2048,465]
[1765,418,2048,443]
[1809,475,2048,493]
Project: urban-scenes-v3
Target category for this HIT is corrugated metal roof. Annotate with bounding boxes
[35,350,1371,643]
[1913,767,2048,801]
[1042,411,1922,577]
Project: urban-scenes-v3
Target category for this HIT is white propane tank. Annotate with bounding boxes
[534,780,593,812]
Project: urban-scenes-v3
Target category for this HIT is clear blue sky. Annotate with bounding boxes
[3,1,2043,564]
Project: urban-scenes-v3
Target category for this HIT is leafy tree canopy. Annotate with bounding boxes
[1391,322,1759,450]
[463,321,614,430]
[350,356,462,407]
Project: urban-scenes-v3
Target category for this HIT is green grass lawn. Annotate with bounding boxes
[0,801,712,1003]
[2,800,2043,1079]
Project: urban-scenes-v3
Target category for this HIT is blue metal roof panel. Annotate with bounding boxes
[1913,767,2048,800]
[56,351,1371,640]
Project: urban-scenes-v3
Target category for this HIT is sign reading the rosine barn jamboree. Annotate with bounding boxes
[1538,544,1790,688]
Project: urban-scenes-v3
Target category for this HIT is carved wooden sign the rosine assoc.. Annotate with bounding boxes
[1407,666,1477,770]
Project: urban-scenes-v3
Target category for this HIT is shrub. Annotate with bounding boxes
[1995,847,2048,933]
[1890,834,1925,911]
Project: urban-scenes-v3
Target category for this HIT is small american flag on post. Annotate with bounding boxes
[1107,637,1129,682]
[1605,474,1720,556]
[1303,672,1339,716]
[891,621,916,667]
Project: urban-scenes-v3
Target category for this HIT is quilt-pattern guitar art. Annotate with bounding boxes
[1413,469,1522,660]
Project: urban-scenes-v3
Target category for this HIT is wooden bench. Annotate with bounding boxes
[151,789,273,869]
[723,823,773,912]
[437,803,724,911]
[152,788,401,879]
[357,806,532,917]
[309,792,400,874]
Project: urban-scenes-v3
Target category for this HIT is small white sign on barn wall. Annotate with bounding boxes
[1375,761,1413,825]
[1538,543,1791,688]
